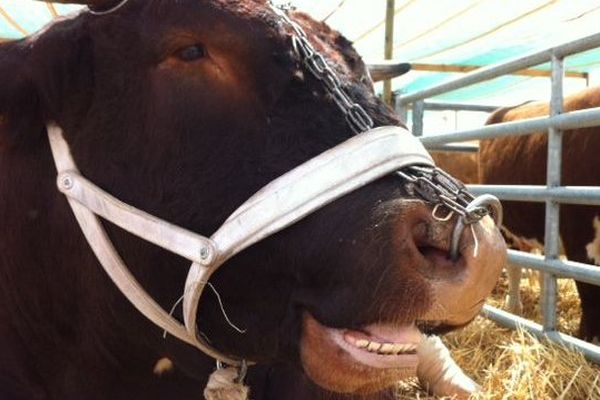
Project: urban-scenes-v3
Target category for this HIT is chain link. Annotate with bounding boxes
[271,3,374,134]
[269,2,490,224]
[397,167,490,224]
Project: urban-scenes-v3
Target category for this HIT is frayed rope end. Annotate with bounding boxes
[204,367,250,400]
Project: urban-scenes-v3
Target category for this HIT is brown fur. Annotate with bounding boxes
[431,151,479,184]
[0,1,505,398]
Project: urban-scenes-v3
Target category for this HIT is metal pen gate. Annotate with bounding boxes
[396,32,600,363]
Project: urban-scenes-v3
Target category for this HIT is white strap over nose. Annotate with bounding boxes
[47,123,434,366]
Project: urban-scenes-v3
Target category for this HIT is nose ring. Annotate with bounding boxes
[450,194,503,261]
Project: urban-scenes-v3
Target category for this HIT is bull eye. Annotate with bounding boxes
[176,44,207,62]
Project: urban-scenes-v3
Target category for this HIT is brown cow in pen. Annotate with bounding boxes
[430,151,479,185]
[480,86,600,342]
[0,0,506,399]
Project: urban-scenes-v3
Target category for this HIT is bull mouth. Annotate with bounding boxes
[298,215,504,394]
[330,322,421,369]
[299,312,461,394]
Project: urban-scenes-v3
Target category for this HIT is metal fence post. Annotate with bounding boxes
[383,0,395,105]
[412,100,425,137]
[394,91,408,124]
[542,54,564,331]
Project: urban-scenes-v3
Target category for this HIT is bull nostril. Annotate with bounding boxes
[402,206,465,272]
[412,216,453,258]
[418,246,455,268]
[411,220,428,242]
[412,219,465,278]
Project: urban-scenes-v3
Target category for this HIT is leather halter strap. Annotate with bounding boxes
[47,123,434,365]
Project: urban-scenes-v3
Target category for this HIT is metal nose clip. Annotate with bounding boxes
[450,194,503,261]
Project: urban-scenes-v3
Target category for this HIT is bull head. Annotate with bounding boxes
[0,2,505,399]
[38,0,412,82]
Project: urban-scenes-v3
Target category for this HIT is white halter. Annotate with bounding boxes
[47,123,434,366]
[86,0,131,16]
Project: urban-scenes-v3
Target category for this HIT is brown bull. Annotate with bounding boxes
[0,1,505,399]
[430,151,479,184]
[480,86,600,342]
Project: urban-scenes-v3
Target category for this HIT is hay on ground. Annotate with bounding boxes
[396,274,600,399]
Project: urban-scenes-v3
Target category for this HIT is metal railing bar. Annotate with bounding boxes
[467,185,600,205]
[409,63,588,80]
[398,32,600,104]
[507,250,600,286]
[412,100,425,137]
[427,144,479,152]
[402,32,600,351]
[419,107,600,145]
[423,102,499,112]
[383,0,395,105]
[482,305,600,364]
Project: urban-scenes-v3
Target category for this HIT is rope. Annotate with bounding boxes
[207,283,247,334]
[204,367,249,400]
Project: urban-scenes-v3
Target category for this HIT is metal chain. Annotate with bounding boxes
[269,3,374,134]
[269,2,491,225]
[397,167,490,224]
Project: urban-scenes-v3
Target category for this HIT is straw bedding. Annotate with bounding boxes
[396,272,600,399]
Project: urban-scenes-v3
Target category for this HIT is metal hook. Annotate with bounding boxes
[216,359,248,384]
[235,360,249,384]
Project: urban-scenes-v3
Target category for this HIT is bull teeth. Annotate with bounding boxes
[349,337,417,355]
[379,343,395,353]
[395,344,417,354]
[367,342,382,352]
[391,344,405,354]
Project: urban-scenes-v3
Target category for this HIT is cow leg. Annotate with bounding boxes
[417,335,479,399]
[575,216,600,342]
[538,270,546,317]
[502,232,548,316]
[505,263,524,315]
[575,281,600,342]
[561,209,600,341]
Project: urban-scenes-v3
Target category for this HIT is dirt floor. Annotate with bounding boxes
[395,272,600,399]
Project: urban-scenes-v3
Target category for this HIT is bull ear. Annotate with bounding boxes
[0,18,92,148]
